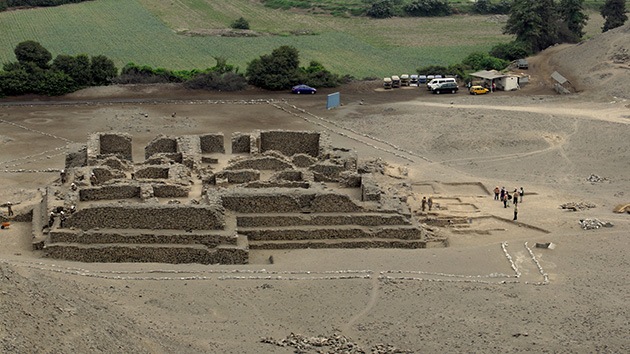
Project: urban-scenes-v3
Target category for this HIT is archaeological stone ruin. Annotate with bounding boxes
[33,130,433,264]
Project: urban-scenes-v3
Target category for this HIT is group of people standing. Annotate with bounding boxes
[494,186,524,221]
[420,196,434,212]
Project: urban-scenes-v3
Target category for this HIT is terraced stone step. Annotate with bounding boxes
[43,242,247,264]
[48,229,238,246]
[249,238,426,249]
[238,225,423,241]
[236,212,411,228]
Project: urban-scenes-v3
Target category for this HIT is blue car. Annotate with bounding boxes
[291,84,317,94]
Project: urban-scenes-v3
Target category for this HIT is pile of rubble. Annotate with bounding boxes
[560,201,596,211]
[579,218,614,230]
[260,333,411,353]
[586,174,608,183]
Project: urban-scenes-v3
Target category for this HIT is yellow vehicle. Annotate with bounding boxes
[469,85,490,95]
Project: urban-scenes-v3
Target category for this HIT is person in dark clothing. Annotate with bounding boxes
[513,204,518,221]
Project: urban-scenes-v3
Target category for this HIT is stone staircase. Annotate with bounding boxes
[237,212,426,250]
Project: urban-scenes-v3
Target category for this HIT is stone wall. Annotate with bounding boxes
[99,133,132,160]
[222,189,363,213]
[241,225,422,241]
[145,153,183,165]
[152,184,190,198]
[272,170,303,181]
[237,213,410,228]
[92,167,126,184]
[66,204,225,230]
[200,134,225,153]
[135,166,170,179]
[231,133,251,153]
[292,154,317,168]
[49,229,237,246]
[79,185,141,201]
[226,156,293,171]
[145,135,178,159]
[44,244,248,264]
[250,239,425,250]
[260,131,320,157]
[310,162,346,180]
[216,170,260,184]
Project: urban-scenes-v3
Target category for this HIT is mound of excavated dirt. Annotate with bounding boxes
[549,23,630,100]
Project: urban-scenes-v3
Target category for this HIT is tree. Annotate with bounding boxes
[559,0,588,41]
[601,0,628,32]
[90,55,117,85]
[52,54,92,87]
[14,40,52,68]
[504,0,558,53]
[246,46,301,90]
[490,41,530,61]
[231,17,250,30]
[462,52,509,71]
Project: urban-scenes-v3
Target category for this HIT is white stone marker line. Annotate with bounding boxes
[0,119,74,143]
[0,258,373,281]
[381,270,515,279]
[524,242,550,285]
[379,275,519,285]
[501,241,521,278]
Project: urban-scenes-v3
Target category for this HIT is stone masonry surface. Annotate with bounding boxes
[260,131,320,157]
[66,204,225,230]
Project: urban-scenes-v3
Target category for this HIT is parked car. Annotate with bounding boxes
[400,74,410,86]
[383,77,392,89]
[391,75,401,88]
[469,85,490,95]
[409,74,419,86]
[432,82,459,94]
[291,84,317,94]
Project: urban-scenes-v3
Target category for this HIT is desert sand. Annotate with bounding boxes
[1,25,629,353]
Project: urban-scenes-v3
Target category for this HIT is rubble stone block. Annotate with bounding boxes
[361,175,381,202]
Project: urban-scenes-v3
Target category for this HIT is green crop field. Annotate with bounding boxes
[0,0,607,78]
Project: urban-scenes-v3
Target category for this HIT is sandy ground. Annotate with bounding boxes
[1,36,630,353]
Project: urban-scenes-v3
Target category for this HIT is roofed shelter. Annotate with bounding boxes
[470,70,520,92]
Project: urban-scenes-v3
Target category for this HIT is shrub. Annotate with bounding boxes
[231,17,250,30]
[489,41,530,61]
[184,72,247,91]
[462,52,509,71]
[300,61,340,88]
[367,0,395,18]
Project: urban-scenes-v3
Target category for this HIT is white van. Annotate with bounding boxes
[427,77,456,91]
